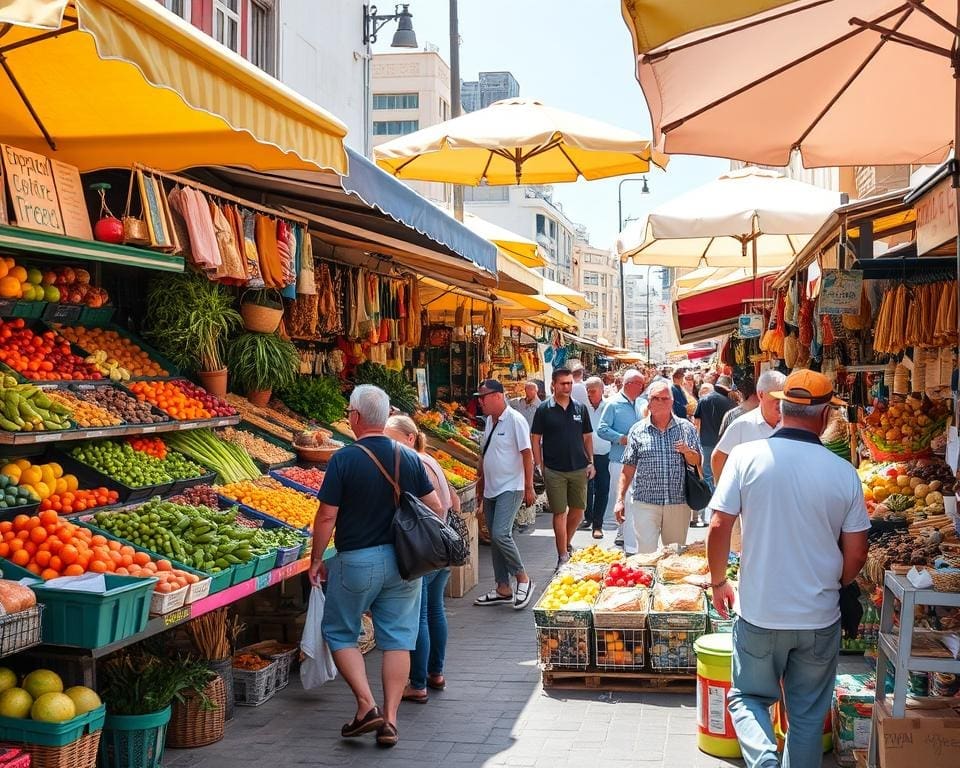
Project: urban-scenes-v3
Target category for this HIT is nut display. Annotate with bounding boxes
[73,385,169,425]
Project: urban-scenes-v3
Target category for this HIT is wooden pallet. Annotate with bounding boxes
[542,669,696,693]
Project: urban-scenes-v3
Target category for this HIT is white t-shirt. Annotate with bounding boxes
[572,381,589,406]
[586,401,611,456]
[481,407,532,498]
[714,408,778,456]
[709,431,870,630]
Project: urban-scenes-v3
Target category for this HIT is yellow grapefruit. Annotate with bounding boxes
[0,688,33,719]
[22,669,63,700]
[0,668,16,694]
[64,686,101,715]
[31,692,75,723]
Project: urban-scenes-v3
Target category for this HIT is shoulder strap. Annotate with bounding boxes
[481,418,496,457]
[354,441,401,505]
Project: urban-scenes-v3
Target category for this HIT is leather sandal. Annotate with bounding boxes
[341,706,384,738]
[402,686,428,704]
[376,722,399,748]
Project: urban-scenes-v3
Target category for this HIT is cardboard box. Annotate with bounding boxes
[446,512,479,598]
[832,673,877,767]
[876,699,960,768]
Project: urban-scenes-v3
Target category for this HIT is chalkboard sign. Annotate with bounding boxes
[137,170,171,249]
[42,302,83,324]
[51,159,93,240]
[1,144,65,235]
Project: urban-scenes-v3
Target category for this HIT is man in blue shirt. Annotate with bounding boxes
[597,369,646,553]
[670,368,689,420]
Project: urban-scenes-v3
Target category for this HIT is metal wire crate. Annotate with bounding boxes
[535,625,590,671]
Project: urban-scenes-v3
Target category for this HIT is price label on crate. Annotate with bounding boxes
[33,432,62,442]
[255,574,270,590]
[163,607,190,626]
[85,430,106,439]
[139,426,157,433]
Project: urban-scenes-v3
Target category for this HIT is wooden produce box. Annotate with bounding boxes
[446,511,479,598]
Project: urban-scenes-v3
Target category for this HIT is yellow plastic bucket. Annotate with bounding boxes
[695,633,741,759]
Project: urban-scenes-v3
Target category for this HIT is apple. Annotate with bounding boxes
[43,285,60,303]
[41,271,57,286]
[74,269,91,285]
[60,267,76,285]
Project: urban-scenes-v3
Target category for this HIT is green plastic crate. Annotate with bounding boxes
[10,300,46,319]
[252,551,275,577]
[230,559,256,585]
[30,574,156,649]
[207,568,232,594]
[0,704,105,747]
[77,305,116,327]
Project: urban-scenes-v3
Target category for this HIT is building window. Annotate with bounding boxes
[214,0,240,52]
[583,273,599,286]
[372,120,420,136]
[373,93,420,110]
[439,98,449,121]
[162,0,190,21]
[248,1,276,75]
[536,214,546,236]
[464,185,508,202]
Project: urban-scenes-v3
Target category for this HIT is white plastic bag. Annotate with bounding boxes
[300,585,337,689]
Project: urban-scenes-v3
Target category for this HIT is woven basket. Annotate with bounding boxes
[928,568,960,592]
[240,301,283,333]
[25,730,101,768]
[295,445,338,463]
[166,676,225,748]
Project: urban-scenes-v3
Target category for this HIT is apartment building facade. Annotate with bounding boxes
[461,71,520,112]
[572,232,619,344]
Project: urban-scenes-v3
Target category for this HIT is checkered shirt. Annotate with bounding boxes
[622,416,701,505]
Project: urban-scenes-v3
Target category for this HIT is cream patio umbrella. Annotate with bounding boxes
[461,213,545,268]
[617,167,840,272]
[374,97,667,186]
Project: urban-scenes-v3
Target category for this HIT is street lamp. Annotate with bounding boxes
[616,176,650,350]
[362,4,419,156]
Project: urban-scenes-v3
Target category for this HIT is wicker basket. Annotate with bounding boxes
[927,568,960,592]
[240,300,283,333]
[24,730,101,768]
[238,641,298,690]
[166,676,225,748]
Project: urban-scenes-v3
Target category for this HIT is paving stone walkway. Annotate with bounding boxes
[165,515,844,768]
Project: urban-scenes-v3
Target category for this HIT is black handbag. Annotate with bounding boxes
[682,460,713,511]
[356,442,467,580]
[444,508,471,564]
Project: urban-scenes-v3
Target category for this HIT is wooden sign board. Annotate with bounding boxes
[0,161,7,225]
[51,159,93,240]
[915,176,958,256]
[0,144,65,235]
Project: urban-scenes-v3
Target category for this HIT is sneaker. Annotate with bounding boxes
[513,581,535,610]
[517,524,532,533]
[614,535,624,547]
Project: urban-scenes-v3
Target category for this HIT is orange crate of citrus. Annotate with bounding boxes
[218,480,317,530]
[127,380,211,421]
[0,510,166,580]
[55,326,169,378]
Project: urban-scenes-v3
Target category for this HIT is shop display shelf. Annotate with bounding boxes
[0,566,157,649]
[0,604,43,658]
[230,423,297,470]
[69,381,173,429]
[0,704,105,748]
[61,323,180,381]
[47,447,173,503]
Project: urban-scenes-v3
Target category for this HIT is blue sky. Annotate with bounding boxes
[371,0,730,254]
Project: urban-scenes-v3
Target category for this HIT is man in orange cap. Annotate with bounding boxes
[705,370,870,768]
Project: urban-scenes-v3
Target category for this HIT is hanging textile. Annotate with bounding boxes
[296,230,316,295]
[168,186,220,270]
[406,275,422,347]
[255,215,284,288]
[209,203,247,283]
[242,211,265,289]
[281,224,300,299]
[223,205,250,282]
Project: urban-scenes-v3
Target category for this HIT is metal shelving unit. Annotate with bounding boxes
[867,572,960,767]
[0,414,240,446]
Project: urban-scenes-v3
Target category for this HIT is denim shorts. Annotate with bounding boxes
[321,543,422,652]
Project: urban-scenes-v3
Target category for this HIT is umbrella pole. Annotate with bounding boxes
[0,54,56,151]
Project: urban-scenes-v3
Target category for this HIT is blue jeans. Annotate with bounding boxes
[409,568,450,690]
[728,618,841,768]
[483,490,526,588]
[585,454,610,530]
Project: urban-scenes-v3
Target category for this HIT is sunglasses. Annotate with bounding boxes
[649,395,672,401]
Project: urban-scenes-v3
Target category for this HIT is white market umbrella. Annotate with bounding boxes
[617,167,841,269]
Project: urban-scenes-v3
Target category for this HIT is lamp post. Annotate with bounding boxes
[362,4,418,157]
[616,176,650,350]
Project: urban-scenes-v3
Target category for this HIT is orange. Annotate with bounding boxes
[11,515,29,531]
[0,262,8,280]
[48,556,62,572]
[40,569,59,581]
[0,276,21,299]
[89,560,107,574]
[10,549,29,566]
[39,510,58,527]
[63,564,84,577]
[59,545,78,566]
[29,527,46,544]
[35,551,51,567]
[7,266,27,283]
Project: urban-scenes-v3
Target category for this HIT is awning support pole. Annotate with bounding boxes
[0,52,56,151]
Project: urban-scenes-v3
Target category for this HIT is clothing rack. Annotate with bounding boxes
[133,162,309,225]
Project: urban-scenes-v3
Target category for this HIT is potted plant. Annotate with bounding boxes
[145,272,240,396]
[239,289,284,333]
[98,649,218,768]
[227,331,299,406]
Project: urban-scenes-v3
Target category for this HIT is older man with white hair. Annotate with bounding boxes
[509,380,541,429]
[311,385,443,748]
[712,370,787,482]
[614,379,702,554]
[597,369,647,551]
[580,376,612,538]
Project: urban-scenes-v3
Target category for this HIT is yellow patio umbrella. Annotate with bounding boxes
[543,278,592,311]
[374,98,667,186]
[462,213,545,267]
[496,252,544,296]
[0,0,348,173]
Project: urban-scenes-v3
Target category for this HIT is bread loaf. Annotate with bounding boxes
[0,580,36,614]
[653,584,705,612]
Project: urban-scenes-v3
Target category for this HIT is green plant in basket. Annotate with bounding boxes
[351,362,418,414]
[99,649,217,715]
[226,332,299,394]
[241,289,282,310]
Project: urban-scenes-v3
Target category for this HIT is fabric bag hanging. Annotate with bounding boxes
[300,585,337,689]
[356,442,467,580]
[122,169,150,246]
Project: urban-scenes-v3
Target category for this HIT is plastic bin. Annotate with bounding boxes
[233,424,297,470]
[0,704,105,747]
[275,542,304,568]
[252,551,275,577]
[230,560,256,586]
[149,584,188,616]
[165,471,217,498]
[77,306,116,327]
[0,501,41,523]
[99,707,170,768]
[217,496,311,534]
[48,448,173,503]
[29,574,156,648]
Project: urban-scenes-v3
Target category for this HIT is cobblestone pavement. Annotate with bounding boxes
[165,515,844,768]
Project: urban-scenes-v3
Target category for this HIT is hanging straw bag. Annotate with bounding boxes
[122,169,150,245]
